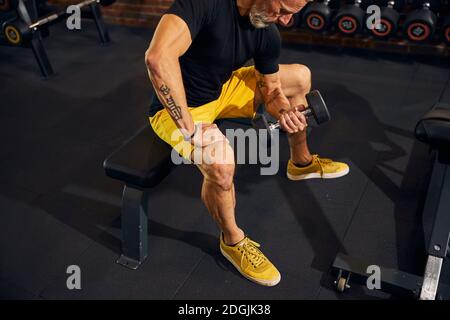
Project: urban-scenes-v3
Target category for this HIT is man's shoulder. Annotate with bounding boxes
[262,25,281,40]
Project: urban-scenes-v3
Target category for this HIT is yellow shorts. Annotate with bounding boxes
[149,65,258,160]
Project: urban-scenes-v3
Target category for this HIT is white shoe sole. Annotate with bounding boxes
[287,167,350,181]
[220,247,281,287]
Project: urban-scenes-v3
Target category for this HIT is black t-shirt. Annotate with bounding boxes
[149,0,281,116]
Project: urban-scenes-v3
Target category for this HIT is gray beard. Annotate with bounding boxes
[249,11,271,28]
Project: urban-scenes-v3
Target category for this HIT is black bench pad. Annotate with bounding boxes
[104,125,175,188]
[415,103,450,149]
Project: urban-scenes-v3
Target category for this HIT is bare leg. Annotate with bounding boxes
[196,140,243,245]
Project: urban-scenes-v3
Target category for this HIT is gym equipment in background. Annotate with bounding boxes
[303,0,334,32]
[332,103,450,300]
[0,0,114,78]
[367,0,403,38]
[277,11,302,30]
[441,14,450,44]
[334,0,368,35]
[403,1,440,42]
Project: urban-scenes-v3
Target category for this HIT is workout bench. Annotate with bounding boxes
[103,124,175,269]
[103,98,316,270]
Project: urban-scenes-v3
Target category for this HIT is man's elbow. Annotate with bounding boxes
[145,49,161,73]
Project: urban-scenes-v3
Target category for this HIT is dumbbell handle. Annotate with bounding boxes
[267,108,314,131]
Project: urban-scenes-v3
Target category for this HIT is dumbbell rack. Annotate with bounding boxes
[281,29,450,57]
[282,0,450,57]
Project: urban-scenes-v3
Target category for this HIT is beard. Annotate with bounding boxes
[248,6,272,28]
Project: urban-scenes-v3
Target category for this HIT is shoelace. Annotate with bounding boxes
[313,154,333,175]
[239,238,266,269]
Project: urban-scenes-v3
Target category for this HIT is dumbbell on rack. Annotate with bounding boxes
[334,0,367,36]
[277,12,302,30]
[251,90,331,140]
[303,0,334,32]
[442,15,450,44]
[368,0,403,38]
[403,1,439,42]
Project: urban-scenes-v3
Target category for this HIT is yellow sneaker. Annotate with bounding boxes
[287,154,349,180]
[220,234,281,286]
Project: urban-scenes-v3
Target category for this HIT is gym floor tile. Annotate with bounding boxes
[0,195,93,295]
[172,252,323,300]
[39,227,208,299]
[50,94,150,148]
[0,182,40,204]
[339,206,426,276]
[0,134,112,196]
[30,189,122,254]
[440,78,450,104]
[0,276,37,300]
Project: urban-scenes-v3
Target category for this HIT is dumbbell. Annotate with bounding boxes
[278,12,302,30]
[334,0,366,35]
[368,0,402,38]
[403,1,438,42]
[251,90,331,137]
[303,0,333,32]
[442,15,450,44]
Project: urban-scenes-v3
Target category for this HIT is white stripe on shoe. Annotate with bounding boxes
[287,166,350,181]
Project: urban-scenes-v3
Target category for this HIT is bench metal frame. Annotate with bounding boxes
[116,184,149,270]
[332,152,450,299]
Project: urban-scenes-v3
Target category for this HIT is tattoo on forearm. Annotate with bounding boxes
[166,95,182,120]
[159,84,182,120]
[159,84,170,96]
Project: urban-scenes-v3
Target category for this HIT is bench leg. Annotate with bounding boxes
[117,185,149,270]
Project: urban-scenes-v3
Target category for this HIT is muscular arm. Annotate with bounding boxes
[255,69,290,116]
[145,14,195,137]
[255,69,306,133]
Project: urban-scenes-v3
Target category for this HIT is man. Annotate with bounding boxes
[145,0,349,287]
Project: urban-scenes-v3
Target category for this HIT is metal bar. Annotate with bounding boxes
[27,0,43,40]
[420,255,443,300]
[332,253,422,298]
[427,164,450,258]
[29,36,54,78]
[17,0,32,24]
[116,185,149,270]
[89,1,110,44]
[28,0,98,30]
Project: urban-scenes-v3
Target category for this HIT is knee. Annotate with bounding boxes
[209,163,235,191]
[293,64,312,93]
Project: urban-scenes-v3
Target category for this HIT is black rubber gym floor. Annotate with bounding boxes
[1,20,450,300]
